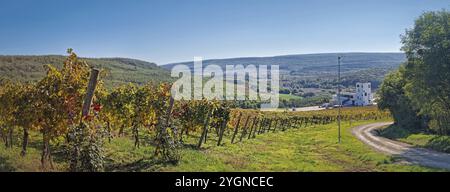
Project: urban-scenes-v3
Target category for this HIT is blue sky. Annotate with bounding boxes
[0,0,448,64]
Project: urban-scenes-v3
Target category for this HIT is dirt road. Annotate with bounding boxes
[352,122,450,170]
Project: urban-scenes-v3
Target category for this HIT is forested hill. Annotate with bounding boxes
[1,53,406,89]
[0,55,172,87]
[162,52,406,89]
[162,52,405,73]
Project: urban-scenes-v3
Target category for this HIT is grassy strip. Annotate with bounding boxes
[379,125,450,153]
[1,120,441,172]
[155,119,438,172]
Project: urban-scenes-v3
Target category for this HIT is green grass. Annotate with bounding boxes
[380,125,450,153]
[104,119,440,172]
[0,142,67,172]
[0,120,443,172]
[154,120,439,172]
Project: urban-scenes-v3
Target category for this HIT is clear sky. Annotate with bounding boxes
[0,0,448,64]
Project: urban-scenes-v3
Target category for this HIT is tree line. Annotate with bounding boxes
[378,10,450,134]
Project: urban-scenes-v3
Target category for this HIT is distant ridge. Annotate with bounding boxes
[162,52,405,89]
[1,52,406,89]
[0,55,172,87]
[162,52,405,73]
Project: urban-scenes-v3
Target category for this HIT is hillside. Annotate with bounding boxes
[163,52,405,71]
[161,52,406,108]
[0,55,172,87]
[163,52,405,88]
[1,52,405,103]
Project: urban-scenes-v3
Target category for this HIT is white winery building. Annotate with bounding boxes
[354,82,373,106]
[331,82,373,106]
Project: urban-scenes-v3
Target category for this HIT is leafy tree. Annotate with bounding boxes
[378,67,425,131]
[379,10,449,134]
[401,10,450,134]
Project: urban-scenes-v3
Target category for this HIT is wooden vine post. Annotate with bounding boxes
[248,116,258,139]
[266,119,272,132]
[81,68,100,120]
[217,117,228,146]
[258,118,265,134]
[273,119,279,132]
[154,97,175,156]
[239,115,251,142]
[197,109,212,148]
[231,113,242,144]
[71,68,99,172]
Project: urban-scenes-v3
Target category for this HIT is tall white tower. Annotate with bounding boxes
[355,82,373,106]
